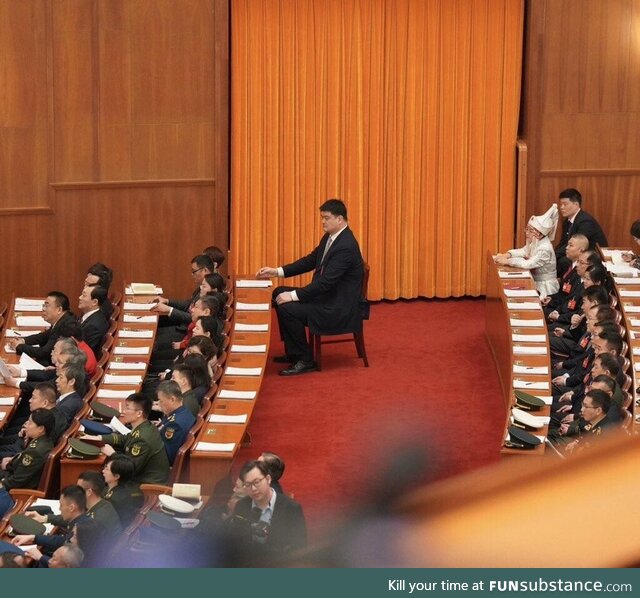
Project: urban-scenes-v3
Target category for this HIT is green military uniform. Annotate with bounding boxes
[46,498,121,536]
[0,436,53,491]
[182,389,200,417]
[104,482,144,528]
[102,420,170,484]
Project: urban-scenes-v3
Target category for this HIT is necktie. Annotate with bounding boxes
[321,236,333,263]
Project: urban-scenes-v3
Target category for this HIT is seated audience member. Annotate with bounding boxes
[185,335,220,371]
[86,393,170,484]
[0,382,66,458]
[192,315,224,346]
[55,363,86,425]
[56,320,97,378]
[84,262,114,318]
[203,245,225,272]
[102,455,144,528]
[621,220,640,270]
[544,234,590,324]
[155,380,196,464]
[231,460,307,558]
[8,292,76,366]
[494,204,560,298]
[181,353,212,404]
[47,545,84,569]
[170,294,223,354]
[0,409,55,518]
[258,452,286,494]
[590,374,624,424]
[13,485,90,566]
[200,272,227,298]
[152,254,214,327]
[555,188,608,276]
[77,285,109,358]
[171,365,202,416]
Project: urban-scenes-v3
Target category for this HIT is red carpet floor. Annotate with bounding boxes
[234,298,505,539]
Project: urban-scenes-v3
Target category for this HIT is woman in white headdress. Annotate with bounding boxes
[494,204,560,298]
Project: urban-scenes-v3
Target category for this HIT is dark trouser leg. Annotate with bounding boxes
[274,298,313,362]
[272,286,300,350]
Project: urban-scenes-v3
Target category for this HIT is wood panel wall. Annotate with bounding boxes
[0,0,229,302]
[520,0,640,247]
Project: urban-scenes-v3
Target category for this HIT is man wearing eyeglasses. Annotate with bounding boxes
[231,460,306,559]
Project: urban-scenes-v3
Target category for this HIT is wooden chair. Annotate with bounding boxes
[168,417,203,484]
[0,315,4,332]
[106,319,118,337]
[0,300,7,317]
[310,262,370,370]
[90,365,104,386]
[96,351,110,370]
[224,306,234,322]
[622,373,633,392]
[83,381,97,404]
[102,333,114,355]
[109,305,121,323]
[622,409,633,432]
[109,291,123,306]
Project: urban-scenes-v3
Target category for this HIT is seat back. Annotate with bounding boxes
[168,417,203,484]
[360,262,371,320]
[102,333,115,354]
[38,420,80,495]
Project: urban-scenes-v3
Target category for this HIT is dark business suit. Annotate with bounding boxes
[16,311,77,366]
[555,210,608,275]
[56,391,83,425]
[80,310,109,358]
[273,226,364,361]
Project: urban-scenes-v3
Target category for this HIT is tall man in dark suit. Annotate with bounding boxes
[54,363,86,425]
[8,292,76,366]
[257,199,364,376]
[78,285,109,358]
[555,188,608,276]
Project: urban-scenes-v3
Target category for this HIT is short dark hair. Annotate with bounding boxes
[79,470,106,495]
[585,263,609,287]
[260,452,285,482]
[105,455,135,483]
[61,363,86,394]
[157,380,182,401]
[34,382,58,406]
[585,389,610,412]
[191,254,214,272]
[182,353,211,389]
[630,221,640,239]
[87,263,113,290]
[31,408,56,436]
[591,375,615,395]
[592,305,616,324]
[559,188,582,206]
[319,198,347,219]
[238,459,270,482]
[203,272,226,293]
[598,329,623,355]
[172,364,195,390]
[595,353,620,377]
[583,285,609,306]
[197,315,222,342]
[47,291,70,312]
[56,318,82,339]
[198,294,222,317]
[125,393,152,418]
[203,246,225,268]
[61,485,87,512]
[187,335,216,361]
[88,285,107,306]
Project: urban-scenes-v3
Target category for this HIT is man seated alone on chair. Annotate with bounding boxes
[256,199,364,376]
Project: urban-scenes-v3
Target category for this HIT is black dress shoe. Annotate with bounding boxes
[279,360,318,376]
[273,355,294,364]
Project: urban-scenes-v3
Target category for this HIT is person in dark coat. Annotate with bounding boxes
[257,199,364,375]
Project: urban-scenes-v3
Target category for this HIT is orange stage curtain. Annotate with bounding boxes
[231,0,524,299]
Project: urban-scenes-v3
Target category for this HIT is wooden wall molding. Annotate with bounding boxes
[540,169,640,178]
[50,179,216,190]
[0,207,54,216]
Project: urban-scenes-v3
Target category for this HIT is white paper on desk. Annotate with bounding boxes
[512,334,546,342]
[513,365,549,375]
[0,396,16,406]
[615,277,640,285]
[510,319,544,327]
[498,271,530,279]
[4,329,40,337]
[513,345,547,355]
[634,362,640,372]
[108,361,146,371]
[15,297,45,307]
[209,413,247,424]
[113,346,149,355]
[507,302,540,310]
[32,498,60,514]
[19,353,46,371]
[512,407,550,427]
[118,329,153,339]
[123,314,157,323]
[234,323,269,332]
[16,316,48,327]
[109,416,131,435]
[236,279,273,288]
[236,302,270,311]
[620,290,640,297]
[0,413,5,421]
[532,395,553,406]
[97,389,134,399]
[513,379,549,390]
[0,359,13,379]
[503,289,538,298]
[126,284,163,295]
[104,374,143,385]
[175,518,201,529]
[231,344,267,353]
[195,441,235,452]
[14,303,44,312]
[624,305,640,313]
[225,366,262,376]
[4,344,15,354]
[633,347,640,356]
[605,263,637,276]
[123,302,154,311]
[630,319,640,328]
[217,389,256,400]
[600,248,617,258]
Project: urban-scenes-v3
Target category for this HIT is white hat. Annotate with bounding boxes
[528,203,559,241]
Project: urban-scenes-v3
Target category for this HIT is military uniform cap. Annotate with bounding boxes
[0,539,26,554]
[90,401,120,421]
[505,426,541,450]
[68,438,102,458]
[514,390,545,411]
[9,514,46,536]
[146,510,181,531]
[80,418,112,435]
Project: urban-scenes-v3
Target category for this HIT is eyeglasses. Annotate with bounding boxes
[242,477,266,490]
[582,404,597,410]
[191,267,205,275]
